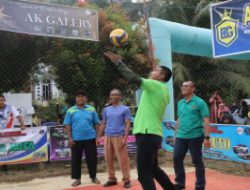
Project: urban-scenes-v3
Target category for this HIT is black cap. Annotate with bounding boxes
[75,90,87,97]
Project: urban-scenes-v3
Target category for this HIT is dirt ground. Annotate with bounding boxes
[1,151,250,189]
[0,166,195,190]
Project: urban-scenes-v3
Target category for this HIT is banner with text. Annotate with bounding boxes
[0,0,99,41]
[0,127,48,165]
[162,121,250,164]
[49,126,136,161]
[211,0,250,57]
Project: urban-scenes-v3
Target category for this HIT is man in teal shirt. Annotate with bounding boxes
[64,90,100,187]
[174,81,210,190]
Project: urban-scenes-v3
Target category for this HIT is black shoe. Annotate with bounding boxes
[124,181,132,188]
[195,187,205,190]
[91,178,101,184]
[103,180,118,187]
[174,184,185,190]
[71,179,81,187]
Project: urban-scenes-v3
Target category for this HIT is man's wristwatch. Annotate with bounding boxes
[205,136,210,140]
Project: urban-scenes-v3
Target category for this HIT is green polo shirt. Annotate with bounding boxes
[177,95,209,139]
[133,78,170,137]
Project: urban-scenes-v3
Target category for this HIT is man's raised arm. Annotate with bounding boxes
[104,51,142,86]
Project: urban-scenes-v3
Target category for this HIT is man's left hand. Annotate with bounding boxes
[96,138,100,146]
[121,137,127,147]
[204,139,211,149]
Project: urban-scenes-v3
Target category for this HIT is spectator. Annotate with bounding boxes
[64,90,101,187]
[0,94,26,129]
[220,112,234,124]
[174,81,210,190]
[230,101,240,116]
[209,91,223,123]
[0,94,26,173]
[217,103,230,123]
[98,89,131,188]
[233,100,249,125]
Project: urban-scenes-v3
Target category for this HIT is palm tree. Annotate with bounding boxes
[151,0,250,105]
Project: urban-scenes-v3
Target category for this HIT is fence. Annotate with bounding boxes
[1,0,249,122]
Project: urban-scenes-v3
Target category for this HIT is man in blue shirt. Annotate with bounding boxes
[98,89,131,188]
[64,90,100,187]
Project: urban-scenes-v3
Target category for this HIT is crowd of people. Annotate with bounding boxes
[209,92,250,125]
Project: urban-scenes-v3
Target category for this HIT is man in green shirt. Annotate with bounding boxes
[104,51,176,190]
[174,81,210,190]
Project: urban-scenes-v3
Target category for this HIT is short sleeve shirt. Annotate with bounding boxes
[177,95,209,139]
[0,104,20,129]
[63,105,100,141]
[102,105,131,137]
[133,78,170,137]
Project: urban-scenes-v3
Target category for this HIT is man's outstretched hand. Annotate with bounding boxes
[104,51,122,64]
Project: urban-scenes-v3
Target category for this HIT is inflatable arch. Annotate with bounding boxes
[149,18,250,121]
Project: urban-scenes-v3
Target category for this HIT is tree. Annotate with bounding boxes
[46,5,152,110]
[0,32,46,93]
[34,98,67,123]
[153,0,250,104]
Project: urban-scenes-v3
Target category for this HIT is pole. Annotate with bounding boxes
[143,0,155,68]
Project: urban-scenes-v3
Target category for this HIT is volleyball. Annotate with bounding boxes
[109,29,129,46]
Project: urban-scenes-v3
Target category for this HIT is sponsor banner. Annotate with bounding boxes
[0,126,48,165]
[162,121,250,164]
[0,0,99,41]
[211,0,250,57]
[49,126,136,161]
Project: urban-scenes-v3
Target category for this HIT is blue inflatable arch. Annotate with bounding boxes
[149,18,250,121]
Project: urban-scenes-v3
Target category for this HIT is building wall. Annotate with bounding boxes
[32,64,64,104]
[33,78,63,104]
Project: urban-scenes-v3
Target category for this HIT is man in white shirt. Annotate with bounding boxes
[0,94,26,172]
[0,94,26,129]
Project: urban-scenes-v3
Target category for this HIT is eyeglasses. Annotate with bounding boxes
[110,94,121,96]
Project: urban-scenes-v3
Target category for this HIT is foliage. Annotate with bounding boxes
[2,0,249,113]
[34,98,68,123]
[46,4,152,110]
[153,0,250,105]
[0,32,46,93]
[0,1,151,110]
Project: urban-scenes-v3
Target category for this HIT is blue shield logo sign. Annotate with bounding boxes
[215,14,239,47]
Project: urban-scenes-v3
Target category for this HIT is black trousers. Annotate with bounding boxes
[71,139,97,180]
[173,136,205,190]
[136,134,176,190]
